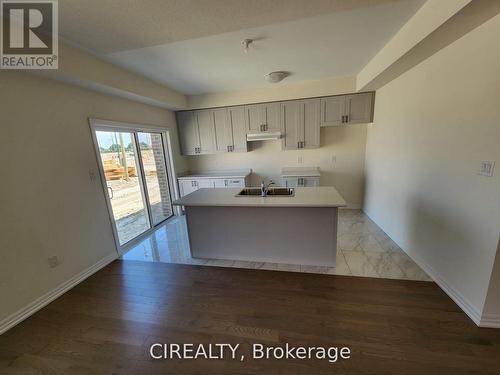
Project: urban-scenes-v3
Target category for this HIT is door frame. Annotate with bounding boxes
[89,118,180,255]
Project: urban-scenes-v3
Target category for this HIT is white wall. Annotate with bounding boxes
[363,14,500,322]
[187,124,367,208]
[0,71,187,330]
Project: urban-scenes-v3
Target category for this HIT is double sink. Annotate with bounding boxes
[236,187,295,197]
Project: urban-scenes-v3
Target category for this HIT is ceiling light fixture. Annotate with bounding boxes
[265,71,290,83]
[241,39,253,53]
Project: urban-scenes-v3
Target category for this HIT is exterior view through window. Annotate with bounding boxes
[94,129,173,246]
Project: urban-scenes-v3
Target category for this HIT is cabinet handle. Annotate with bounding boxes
[345,115,349,123]
[224,180,228,187]
[230,145,233,152]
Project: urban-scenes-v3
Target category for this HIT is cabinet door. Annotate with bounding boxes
[212,178,226,188]
[281,100,302,150]
[226,178,245,187]
[345,92,373,124]
[196,110,216,154]
[196,179,214,188]
[228,106,248,152]
[303,99,320,149]
[320,96,346,127]
[264,102,281,131]
[213,108,231,152]
[245,104,264,132]
[178,179,198,197]
[303,177,320,187]
[283,177,298,187]
[177,111,199,155]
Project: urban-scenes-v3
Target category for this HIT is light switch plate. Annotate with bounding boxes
[479,161,495,177]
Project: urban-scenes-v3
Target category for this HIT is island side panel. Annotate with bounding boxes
[185,206,337,267]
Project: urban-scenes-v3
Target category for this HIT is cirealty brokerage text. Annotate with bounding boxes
[150,343,351,363]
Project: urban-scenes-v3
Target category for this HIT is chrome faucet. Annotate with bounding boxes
[261,179,275,196]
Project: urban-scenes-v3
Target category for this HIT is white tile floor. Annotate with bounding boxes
[122,209,432,281]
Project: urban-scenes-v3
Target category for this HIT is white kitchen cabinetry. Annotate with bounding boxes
[177,171,251,198]
[245,102,281,133]
[212,178,246,188]
[178,179,200,197]
[283,177,320,187]
[228,106,248,152]
[196,110,216,154]
[214,107,248,153]
[177,110,216,155]
[281,167,321,188]
[281,99,320,150]
[320,92,374,127]
[177,111,200,156]
[344,93,374,125]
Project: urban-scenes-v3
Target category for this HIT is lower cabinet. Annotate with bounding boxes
[283,176,320,187]
[212,178,245,188]
[178,177,247,197]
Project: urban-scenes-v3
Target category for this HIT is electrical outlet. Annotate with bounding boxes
[47,256,60,268]
[479,161,495,177]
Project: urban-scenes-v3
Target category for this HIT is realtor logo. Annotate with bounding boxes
[1,0,58,69]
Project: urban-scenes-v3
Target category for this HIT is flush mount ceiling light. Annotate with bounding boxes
[264,71,290,83]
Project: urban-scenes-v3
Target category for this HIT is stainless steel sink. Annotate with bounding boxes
[236,187,295,197]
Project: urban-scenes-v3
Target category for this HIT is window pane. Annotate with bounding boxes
[96,131,150,244]
[137,132,173,225]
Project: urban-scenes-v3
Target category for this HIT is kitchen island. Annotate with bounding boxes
[172,187,346,267]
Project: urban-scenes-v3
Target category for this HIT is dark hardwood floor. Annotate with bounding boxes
[1,260,499,374]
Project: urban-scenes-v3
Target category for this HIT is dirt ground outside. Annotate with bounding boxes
[101,150,173,245]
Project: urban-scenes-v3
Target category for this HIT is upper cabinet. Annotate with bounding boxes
[281,98,320,150]
[177,91,374,156]
[196,110,216,154]
[228,106,248,152]
[320,92,374,127]
[213,106,248,153]
[245,102,281,133]
[177,111,200,156]
[176,110,215,155]
[344,93,374,125]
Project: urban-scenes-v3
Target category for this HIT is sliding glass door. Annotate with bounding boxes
[137,132,173,225]
[93,127,174,247]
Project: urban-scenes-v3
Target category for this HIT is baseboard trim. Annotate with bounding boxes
[409,252,482,325]
[362,209,483,326]
[480,314,500,328]
[0,253,117,335]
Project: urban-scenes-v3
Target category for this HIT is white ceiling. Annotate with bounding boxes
[59,0,405,53]
[59,0,424,95]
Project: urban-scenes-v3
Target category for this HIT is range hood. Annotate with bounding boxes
[246,131,281,142]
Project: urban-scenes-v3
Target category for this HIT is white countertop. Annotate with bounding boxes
[281,167,321,177]
[172,187,346,208]
[177,169,252,179]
